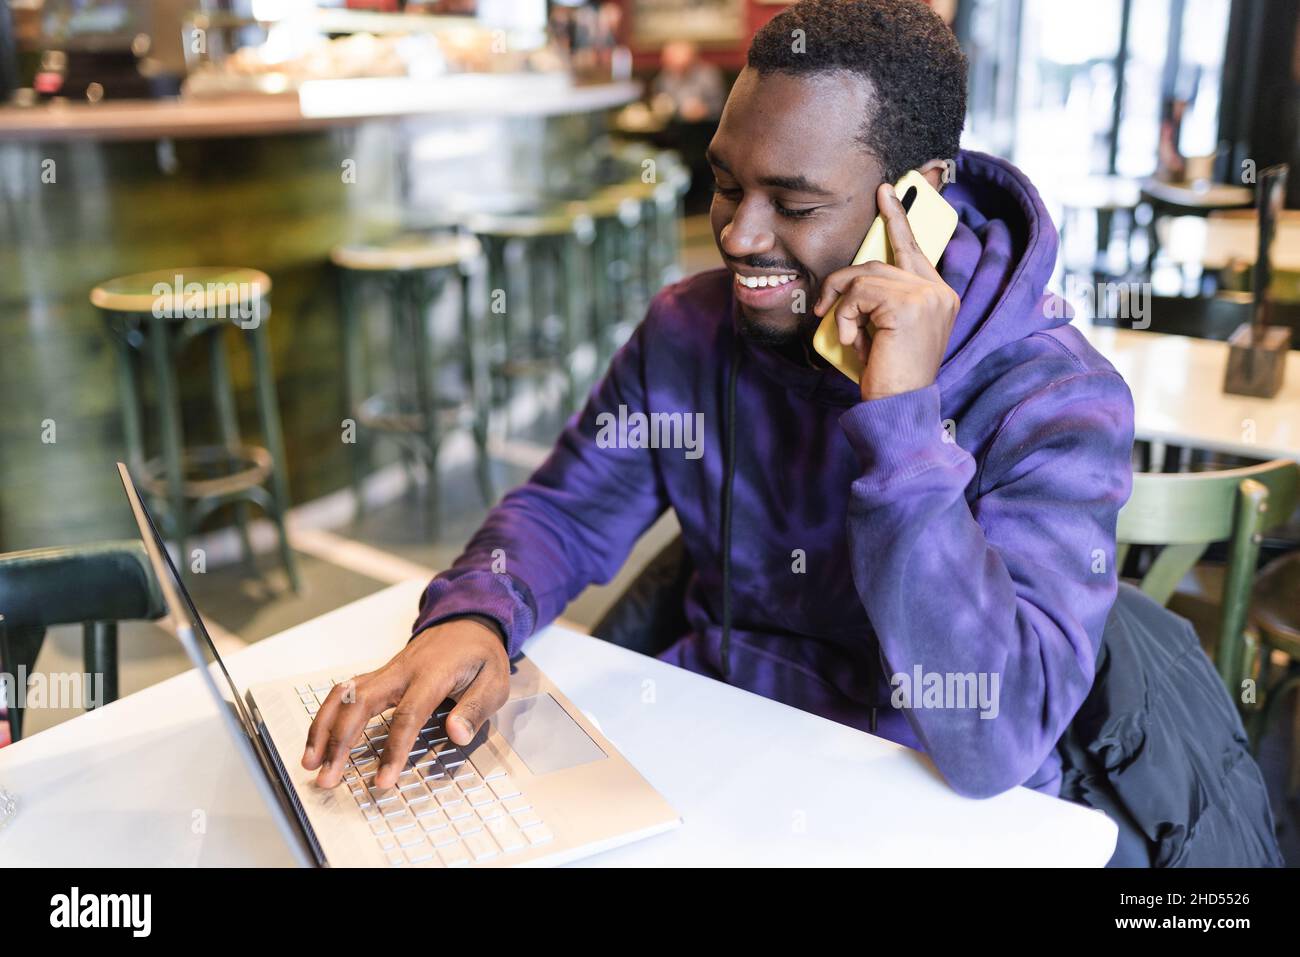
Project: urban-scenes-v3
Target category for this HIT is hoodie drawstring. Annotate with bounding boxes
[719,345,742,681]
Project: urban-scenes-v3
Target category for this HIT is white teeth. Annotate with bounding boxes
[736,273,796,289]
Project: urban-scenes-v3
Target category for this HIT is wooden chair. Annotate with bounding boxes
[1117,459,1299,710]
[1247,546,1300,797]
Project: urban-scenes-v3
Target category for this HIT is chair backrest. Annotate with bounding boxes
[0,540,165,742]
[1117,458,1300,689]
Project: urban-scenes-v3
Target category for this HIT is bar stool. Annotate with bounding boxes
[568,188,645,373]
[655,153,691,284]
[331,232,493,533]
[609,146,691,288]
[467,208,595,422]
[568,163,688,372]
[92,267,300,592]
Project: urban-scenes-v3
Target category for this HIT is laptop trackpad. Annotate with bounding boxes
[493,694,607,775]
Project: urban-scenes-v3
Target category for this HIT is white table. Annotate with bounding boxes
[1140,178,1254,214]
[1158,211,1300,273]
[1082,322,1300,461]
[0,580,1117,867]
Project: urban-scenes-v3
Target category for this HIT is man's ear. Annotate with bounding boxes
[918,158,952,192]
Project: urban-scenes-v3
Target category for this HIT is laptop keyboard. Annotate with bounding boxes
[298,679,553,867]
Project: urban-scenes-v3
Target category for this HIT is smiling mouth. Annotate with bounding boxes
[732,272,799,289]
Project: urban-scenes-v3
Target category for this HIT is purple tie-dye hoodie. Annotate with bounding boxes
[412,150,1135,799]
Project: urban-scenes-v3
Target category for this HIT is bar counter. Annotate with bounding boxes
[0,77,640,140]
[0,77,640,551]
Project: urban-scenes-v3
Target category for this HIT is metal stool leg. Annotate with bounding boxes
[498,238,521,435]
[247,306,301,593]
[339,268,372,523]
[147,312,190,578]
[605,215,635,362]
[627,203,651,321]
[209,323,256,571]
[383,273,420,501]
[592,219,615,369]
[575,225,601,396]
[409,273,443,538]
[652,185,677,290]
[460,262,495,507]
[107,316,148,477]
[560,233,584,411]
[526,237,553,415]
[607,222,631,355]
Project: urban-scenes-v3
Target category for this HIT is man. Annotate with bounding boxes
[651,40,727,123]
[304,0,1134,803]
[650,40,728,212]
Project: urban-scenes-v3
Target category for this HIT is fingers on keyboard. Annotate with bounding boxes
[314,693,548,868]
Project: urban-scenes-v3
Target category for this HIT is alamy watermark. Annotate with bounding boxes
[594,404,705,460]
[0,667,104,711]
[151,274,263,329]
[890,666,1001,720]
[1047,275,1150,330]
[50,887,151,937]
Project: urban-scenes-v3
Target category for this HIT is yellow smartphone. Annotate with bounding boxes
[811,169,959,382]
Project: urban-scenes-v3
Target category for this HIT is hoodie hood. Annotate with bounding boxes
[935,149,1065,391]
[740,149,1066,407]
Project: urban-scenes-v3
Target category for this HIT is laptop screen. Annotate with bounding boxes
[116,462,311,865]
[116,463,259,739]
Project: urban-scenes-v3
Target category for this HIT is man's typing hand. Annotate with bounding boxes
[301,617,509,789]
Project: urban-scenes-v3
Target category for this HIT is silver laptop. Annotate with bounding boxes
[118,462,680,867]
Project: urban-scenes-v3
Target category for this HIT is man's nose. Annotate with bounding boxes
[719,202,775,259]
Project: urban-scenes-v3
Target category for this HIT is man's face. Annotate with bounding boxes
[709,68,885,346]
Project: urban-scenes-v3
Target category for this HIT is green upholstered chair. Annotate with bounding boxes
[0,540,165,742]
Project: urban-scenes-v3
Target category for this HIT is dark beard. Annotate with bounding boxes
[736,309,819,348]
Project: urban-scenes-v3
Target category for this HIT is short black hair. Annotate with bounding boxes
[747,0,968,182]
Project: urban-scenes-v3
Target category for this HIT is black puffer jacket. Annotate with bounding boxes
[1057,583,1284,867]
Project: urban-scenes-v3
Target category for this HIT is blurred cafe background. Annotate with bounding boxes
[2,0,1300,859]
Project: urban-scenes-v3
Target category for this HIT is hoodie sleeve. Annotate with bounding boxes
[838,370,1134,799]
[410,320,669,657]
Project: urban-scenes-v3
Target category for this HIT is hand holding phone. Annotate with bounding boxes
[812,170,959,394]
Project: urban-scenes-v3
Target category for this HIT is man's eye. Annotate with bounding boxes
[712,184,741,200]
[775,202,818,219]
